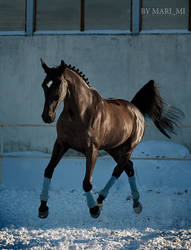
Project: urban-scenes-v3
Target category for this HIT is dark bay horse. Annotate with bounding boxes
[39,59,183,219]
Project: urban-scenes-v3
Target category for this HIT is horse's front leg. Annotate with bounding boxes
[83,144,101,218]
[38,139,69,218]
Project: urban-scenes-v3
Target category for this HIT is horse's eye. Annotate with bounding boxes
[52,78,60,84]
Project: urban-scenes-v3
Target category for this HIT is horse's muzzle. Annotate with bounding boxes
[41,112,55,124]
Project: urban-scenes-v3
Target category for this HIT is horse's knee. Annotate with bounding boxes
[124,160,134,177]
[44,166,54,178]
[83,179,92,192]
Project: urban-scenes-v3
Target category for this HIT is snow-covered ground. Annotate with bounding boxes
[0,141,191,249]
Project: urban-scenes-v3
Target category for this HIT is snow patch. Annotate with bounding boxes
[0,141,191,249]
[132,140,191,159]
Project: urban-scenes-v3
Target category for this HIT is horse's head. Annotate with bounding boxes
[41,59,68,123]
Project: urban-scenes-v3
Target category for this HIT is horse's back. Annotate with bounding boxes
[105,98,130,106]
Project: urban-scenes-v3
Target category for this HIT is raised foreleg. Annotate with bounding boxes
[38,140,69,218]
[83,144,101,218]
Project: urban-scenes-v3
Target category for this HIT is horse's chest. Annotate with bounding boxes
[58,121,91,150]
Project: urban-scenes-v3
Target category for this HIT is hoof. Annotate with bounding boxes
[133,200,142,214]
[90,204,103,219]
[38,205,49,219]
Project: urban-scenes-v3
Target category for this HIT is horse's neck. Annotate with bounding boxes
[64,69,92,115]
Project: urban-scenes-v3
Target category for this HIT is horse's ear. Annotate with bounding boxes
[59,60,66,72]
[60,60,65,69]
[40,58,50,74]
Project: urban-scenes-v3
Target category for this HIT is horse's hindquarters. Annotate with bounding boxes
[100,101,140,150]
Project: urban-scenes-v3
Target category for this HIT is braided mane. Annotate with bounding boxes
[66,64,90,86]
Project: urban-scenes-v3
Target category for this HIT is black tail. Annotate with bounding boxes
[131,80,184,139]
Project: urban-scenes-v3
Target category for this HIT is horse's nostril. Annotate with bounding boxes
[42,112,55,123]
[42,114,51,123]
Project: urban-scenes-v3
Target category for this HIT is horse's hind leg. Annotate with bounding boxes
[38,139,69,218]
[124,159,142,214]
[97,153,126,206]
[97,160,121,206]
[97,149,142,214]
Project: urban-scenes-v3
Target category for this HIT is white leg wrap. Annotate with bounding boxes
[99,176,117,198]
[40,177,51,201]
[128,176,140,200]
[85,191,97,209]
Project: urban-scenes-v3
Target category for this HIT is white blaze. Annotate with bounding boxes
[47,80,53,88]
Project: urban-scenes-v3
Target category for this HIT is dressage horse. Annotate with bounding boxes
[38,59,183,219]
